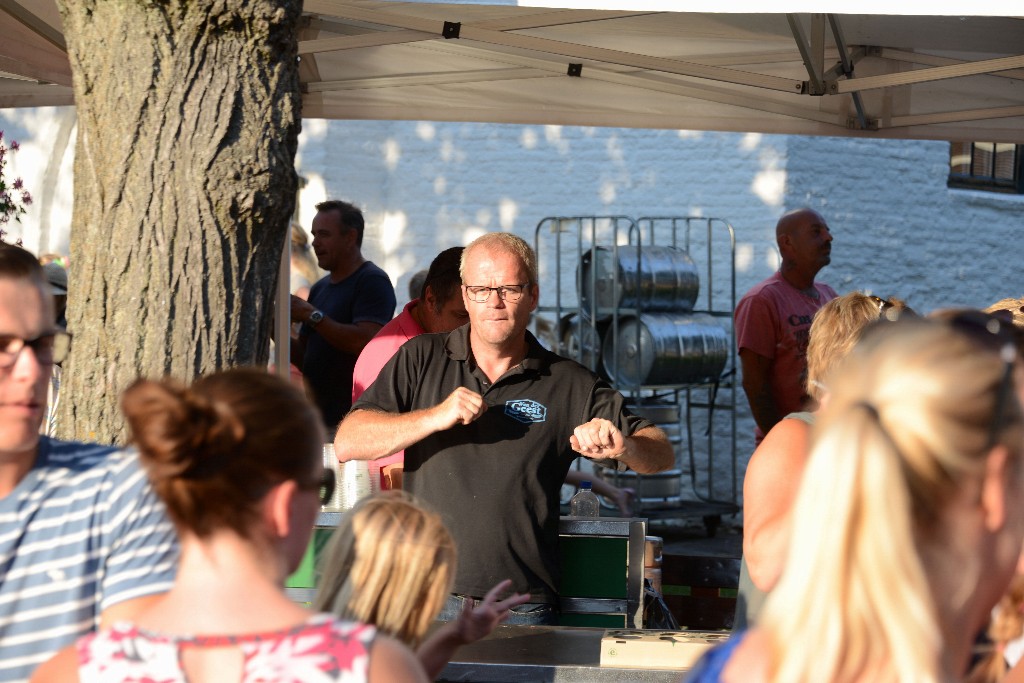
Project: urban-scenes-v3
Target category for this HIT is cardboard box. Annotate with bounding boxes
[599,629,730,669]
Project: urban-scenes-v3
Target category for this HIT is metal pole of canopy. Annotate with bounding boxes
[787,13,825,95]
[827,14,870,130]
[834,54,1024,92]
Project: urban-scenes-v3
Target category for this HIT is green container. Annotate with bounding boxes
[558,535,628,598]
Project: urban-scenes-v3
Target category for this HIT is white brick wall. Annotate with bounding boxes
[787,136,1023,314]
[297,120,1024,506]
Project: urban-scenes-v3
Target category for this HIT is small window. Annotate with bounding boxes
[948,142,1024,194]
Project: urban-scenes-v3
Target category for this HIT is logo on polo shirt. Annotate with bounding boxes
[505,399,547,423]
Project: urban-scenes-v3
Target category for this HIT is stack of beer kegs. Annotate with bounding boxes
[577,245,729,388]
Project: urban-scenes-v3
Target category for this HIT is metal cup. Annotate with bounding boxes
[338,459,373,509]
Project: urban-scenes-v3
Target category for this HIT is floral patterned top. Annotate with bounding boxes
[76,613,375,682]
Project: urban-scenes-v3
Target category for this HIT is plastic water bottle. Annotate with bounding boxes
[569,481,600,517]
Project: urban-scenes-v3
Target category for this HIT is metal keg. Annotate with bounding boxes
[579,245,700,313]
[627,400,682,449]
[595,468,684,501]
[593,401,684,510]
[602,313,729,387]
[532,315,559,352]
[558,312,607,373]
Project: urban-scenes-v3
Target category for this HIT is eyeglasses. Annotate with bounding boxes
[0,331,71,368]
[945,310,1019,449]
[318,468,336,507]
[464,283,529,303]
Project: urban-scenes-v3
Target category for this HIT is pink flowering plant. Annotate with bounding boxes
[0,131,31,225]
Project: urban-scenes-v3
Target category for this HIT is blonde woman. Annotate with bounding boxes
[692,312,1024,682]
[740,293,908,620]
[972,296,1024,683]
[315,491,529,679]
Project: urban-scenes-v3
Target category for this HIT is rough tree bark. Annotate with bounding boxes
[55,0,302,443]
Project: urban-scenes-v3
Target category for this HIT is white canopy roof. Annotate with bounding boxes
[1,1,1022,142]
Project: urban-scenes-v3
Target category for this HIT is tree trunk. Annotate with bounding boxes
[55,0,302,443]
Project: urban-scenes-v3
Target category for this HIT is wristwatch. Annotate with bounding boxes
[308,309,325,327]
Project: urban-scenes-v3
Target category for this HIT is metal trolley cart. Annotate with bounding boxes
[534,215,739,536]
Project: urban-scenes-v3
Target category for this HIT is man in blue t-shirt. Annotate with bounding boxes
[291,200,396,432]
[0,245,178,682]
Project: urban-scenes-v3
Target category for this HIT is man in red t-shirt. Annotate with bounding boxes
[350,246,467,481]
[735,208,837,443]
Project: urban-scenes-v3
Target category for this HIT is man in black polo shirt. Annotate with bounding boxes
[335,232,674,625]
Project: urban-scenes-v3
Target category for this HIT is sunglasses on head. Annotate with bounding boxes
[868,295,890,312]
[945,310,1019,450]
[988,305,1024,325]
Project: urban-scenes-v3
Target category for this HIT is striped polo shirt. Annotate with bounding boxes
[0,437,179,682]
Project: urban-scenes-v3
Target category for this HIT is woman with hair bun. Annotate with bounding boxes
[33,368,426,683]
[690,312,1024,682]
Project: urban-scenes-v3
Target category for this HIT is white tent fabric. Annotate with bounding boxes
[511,0,1022,15]
[0,1,1021,142]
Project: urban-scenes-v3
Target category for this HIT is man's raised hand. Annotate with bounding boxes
[432,387,487,430]
[570,417,626,459]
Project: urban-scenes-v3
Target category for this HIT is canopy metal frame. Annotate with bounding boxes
[0,2,1021,142]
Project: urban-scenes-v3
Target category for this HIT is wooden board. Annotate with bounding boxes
[600,629,730,669]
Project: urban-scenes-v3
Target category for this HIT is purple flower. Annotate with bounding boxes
[10,140,19,151]
[12,178,21,190]
[21,191,31,205]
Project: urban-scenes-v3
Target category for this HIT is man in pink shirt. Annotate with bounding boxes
[351,247,468,476]
[735,208,837,443]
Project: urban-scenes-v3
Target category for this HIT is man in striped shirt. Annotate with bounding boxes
[0,245,178,682]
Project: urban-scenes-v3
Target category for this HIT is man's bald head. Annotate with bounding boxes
[776,208,826,242]
[775,208,832,279]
